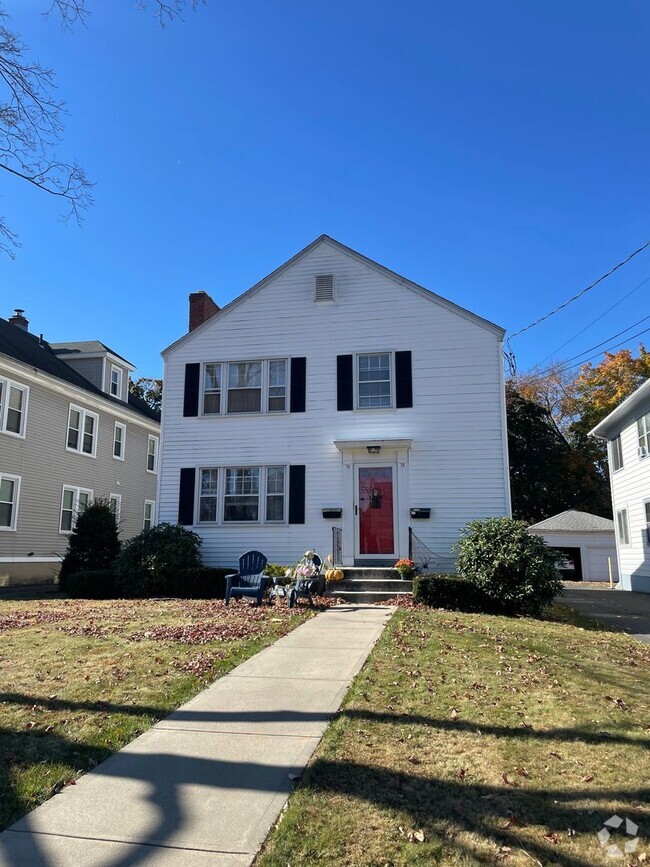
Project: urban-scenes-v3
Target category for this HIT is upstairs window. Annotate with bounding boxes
[60,486,92,533]
[611,435,624,472]
[228,362,262,413]
[203,363,221,414]
[67,405,98,457]
[638,413,650,457]
[616,508,630,546]
[147,435,159,473]
[113,422,126,460]
[0,473,20,530]
[0,377,28,437]
[358,353,392,408]
[200,360,290,416]
[268,360,287,412]
[110,366,122,398]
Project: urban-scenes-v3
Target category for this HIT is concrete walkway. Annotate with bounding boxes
[562,585,650,644]
[0,604,393,866]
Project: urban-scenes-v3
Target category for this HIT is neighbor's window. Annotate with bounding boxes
[109,493,121,524]
[265,465,285,521]
[645,500,650,545]
[198,468,218,522]
[60,486,93,533]
[611,435,624,471]
[0,473,20,530]
[267,360,287,412]
[143,499,155,531]
[113,422,126,460]
[227,362,262,413]
[110,366,122,398]
[224,467,260,521]
[0,377,29,437]
[203,363,222,414]
[638,413,650,456]
[67,405,98,456]
[616,508,630,546]
[147,435,159,473]
[358,353,391,408]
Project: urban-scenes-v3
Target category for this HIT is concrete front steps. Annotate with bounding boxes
[327,567,413,604]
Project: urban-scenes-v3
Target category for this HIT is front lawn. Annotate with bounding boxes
[0,596,312,831]
[256,605,650,866]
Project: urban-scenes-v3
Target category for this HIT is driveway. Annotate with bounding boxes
[562,584,650,644]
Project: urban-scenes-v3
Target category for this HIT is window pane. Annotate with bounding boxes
[224,496,259,522]
[199,469,217,523]
[0,477,14,503]
[82,414,95,454]
[266,495,284,522]
[612,436,623,471]
[0,502,12,527]
[78,492,90,512]
[228,388,261,413]
[67,409,80,449]
[225,468,259,495]
[228,362,261,388]
[204,364,221,390]
[114,426,123,457]
[266,466,284,494]
[203,392,221,414]
[6,387,23,433]
[269,360,286,387]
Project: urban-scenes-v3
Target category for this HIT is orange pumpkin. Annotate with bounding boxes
[326,568,344,582]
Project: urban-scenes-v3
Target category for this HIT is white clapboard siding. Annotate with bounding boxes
[158,238,510,568]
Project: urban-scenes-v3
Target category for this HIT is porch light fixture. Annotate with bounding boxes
[367,445,381,454]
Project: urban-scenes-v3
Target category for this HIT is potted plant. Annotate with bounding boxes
[394,558,415,580]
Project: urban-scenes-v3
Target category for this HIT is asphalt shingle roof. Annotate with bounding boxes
[0,319,160,423]
[50,340,133,366]
[529,510,615,533]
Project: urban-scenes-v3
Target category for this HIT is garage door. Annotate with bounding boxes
[586,547,619,582]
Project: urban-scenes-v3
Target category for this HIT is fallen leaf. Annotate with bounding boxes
[581,774,594,783]
[543,832,559,844]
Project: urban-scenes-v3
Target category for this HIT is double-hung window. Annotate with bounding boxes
[113,422,126,460]
[645,500,650,545]
[615,508,630,546]
[0,377,28,437]
[198,468,219,522]
[358,353,392,408]
[611,435,624,471]
[267,360,287,412]
[109,493,122,524]
[197,465,287,523]
[224,467,260,521]
[227,362,262,413]
[60,486,93,533]
[67,405,98,457]
[110,366,122,398]
[265,466,286,521]
[143,499,155,531]
[147,435,159,473]
[203,363,222,414]
[201,360,288,415]
[0,473,20,530]
[638,413,650,457]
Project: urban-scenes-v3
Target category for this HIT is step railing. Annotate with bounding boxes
[332,526,343,566]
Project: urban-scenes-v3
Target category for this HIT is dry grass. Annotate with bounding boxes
[256,606,650,867]
[0,596,313,831]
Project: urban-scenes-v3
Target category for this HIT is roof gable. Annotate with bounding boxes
[162,235,505,356]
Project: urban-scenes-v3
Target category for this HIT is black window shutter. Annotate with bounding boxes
[178,468,196,525]
[288,465,306,524]
[183,363,200,417]
[290,357,306,413]
[337,355,353,411]
[395,351,413,408]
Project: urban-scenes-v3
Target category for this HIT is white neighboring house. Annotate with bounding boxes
[528,510,618,583]
[591,378,650,592]
[158,235,511,569]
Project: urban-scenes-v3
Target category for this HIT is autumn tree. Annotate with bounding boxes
[129,377,163,413]
[0,1,202,256]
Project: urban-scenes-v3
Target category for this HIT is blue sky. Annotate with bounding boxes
[1,1,649,378]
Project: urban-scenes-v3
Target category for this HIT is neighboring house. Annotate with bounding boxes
[0,310,160,585]
[158,235,511,568]
[591,379,650,592]
[528,510,618,583]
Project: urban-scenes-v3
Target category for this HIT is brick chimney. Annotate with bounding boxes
[8,308,29,331]
[189,291,219,332]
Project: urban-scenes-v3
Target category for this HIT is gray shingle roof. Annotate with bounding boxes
[50,340,133,366]
[529,510,615,533]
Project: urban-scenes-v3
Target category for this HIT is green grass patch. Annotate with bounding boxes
[256,607,650,867]
[0,596,312,830]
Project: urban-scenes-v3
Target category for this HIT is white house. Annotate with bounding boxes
[591,378,650,592]
[528,510,618,583]
[157,235,511,569]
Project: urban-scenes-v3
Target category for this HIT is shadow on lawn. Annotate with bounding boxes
[0,696,647,866]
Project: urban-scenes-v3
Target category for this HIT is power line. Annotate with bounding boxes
[533,325,650,378]
[508,239,650,340]
[550,315,649,367]
[538,275,650,364]
[559,328,650,373]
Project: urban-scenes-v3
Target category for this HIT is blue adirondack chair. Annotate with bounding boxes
[225,550,269,606]
[289,553,325,608]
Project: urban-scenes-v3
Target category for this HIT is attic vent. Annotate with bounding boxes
[314,274,334,302]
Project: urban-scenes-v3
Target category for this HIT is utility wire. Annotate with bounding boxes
[545,315,649,368]
[538,275,650,364]
[508,239,650,340]
[557,327,650,373]
[531,324,650,378]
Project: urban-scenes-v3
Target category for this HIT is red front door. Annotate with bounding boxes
[358,466,395,555]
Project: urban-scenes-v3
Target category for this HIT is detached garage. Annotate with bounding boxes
[528,510,619,583]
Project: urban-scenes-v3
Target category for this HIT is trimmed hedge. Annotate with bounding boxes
[413,573,500,613]
[174,567,231,599]
[63,569,117,599]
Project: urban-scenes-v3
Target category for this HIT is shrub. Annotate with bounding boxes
[64,569,116,599]
[264,563,292,586]
[455,517,564,616]
[114,523,203,597]
[413,573,497,612]
[173,567,231,599]
[59,499,120,592]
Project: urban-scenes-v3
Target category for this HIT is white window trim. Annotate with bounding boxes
[59,485,93,535]
[109,493,122,525]
[638,413,650,459]
[0,377,29,439]
[0,472,21,531]
[113,422,126,461]
[615,507,631,547]
[110,365,123,399]
[200,359,290,417]
[644,499,650,545]
[66,404,99,458]
[610,435,624,473]
[143,499,156,530]
[146,435,159,474]
[355,351,395,411]
[194,464,288,525]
